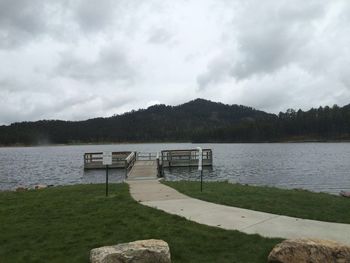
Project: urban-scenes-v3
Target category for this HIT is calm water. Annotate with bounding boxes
[0,143,350,194]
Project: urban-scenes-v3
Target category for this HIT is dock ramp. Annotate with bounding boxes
[127,160,158,181]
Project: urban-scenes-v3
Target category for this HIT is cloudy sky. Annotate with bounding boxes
[0,0,349,124]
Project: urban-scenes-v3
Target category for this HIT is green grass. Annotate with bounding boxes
[163,181,350,224]
[0,184,280,263]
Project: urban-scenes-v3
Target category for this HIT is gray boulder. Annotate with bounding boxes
[268,238,350,263]
[90,239,171,263]
[15,186,28,192]
[35,184,47,190]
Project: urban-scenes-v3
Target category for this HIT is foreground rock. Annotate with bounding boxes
[35,184,48,190]
[268,238,350,263]
[90,239,171,263]
[15,186,28,192]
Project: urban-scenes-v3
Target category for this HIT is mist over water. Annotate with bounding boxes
[0,143,350,194]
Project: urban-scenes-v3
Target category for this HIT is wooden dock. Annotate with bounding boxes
[83,148,213,179]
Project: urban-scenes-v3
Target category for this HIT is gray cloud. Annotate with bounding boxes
[0,0,48,48]
[196,57,232,90]
[197,0,328,89]
[148,28,173,44]
[230,1,326,79]
[195,0,350,113]
[0,78,23,92]
[73,0,116,33]
[0,0,142,48]
[0,0,350,124]
[56,45,136,83]
[0,76,135,123]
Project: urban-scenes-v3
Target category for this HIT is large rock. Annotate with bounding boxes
[90,239,171,263]
[15,186,28,192]
[268,238,350,263]
[35,184,47,190]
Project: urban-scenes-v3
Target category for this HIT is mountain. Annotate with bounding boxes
[0,99,274,145]
[1,99,350,145]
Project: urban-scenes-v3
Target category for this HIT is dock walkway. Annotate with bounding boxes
[126,160,158,181]
[127,179,350,245]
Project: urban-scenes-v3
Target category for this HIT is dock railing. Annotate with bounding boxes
[136,152,158,161]
[84,148,213,173]
[161,149,213,168]
[124,152,136,178]
[84,151,135,169]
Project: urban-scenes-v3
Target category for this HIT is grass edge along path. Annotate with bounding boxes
[0,183,281,263]
[163,181,350,224]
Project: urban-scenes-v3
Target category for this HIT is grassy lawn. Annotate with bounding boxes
[163,181,350,224]
[0,184,280,263]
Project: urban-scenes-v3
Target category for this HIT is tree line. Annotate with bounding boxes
[192,104,350,142]
[0,99,349,146]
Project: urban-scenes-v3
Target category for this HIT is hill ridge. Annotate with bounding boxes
[0,99,349,145]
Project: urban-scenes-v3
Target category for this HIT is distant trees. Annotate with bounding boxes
[192,103,350,142]
[0,99,349,146]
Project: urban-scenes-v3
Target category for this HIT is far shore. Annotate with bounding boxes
[1,139,350,148]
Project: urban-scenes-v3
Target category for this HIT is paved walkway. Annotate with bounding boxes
[128,179,350,245]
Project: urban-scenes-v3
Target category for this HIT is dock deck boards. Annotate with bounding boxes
[127,160,158,180]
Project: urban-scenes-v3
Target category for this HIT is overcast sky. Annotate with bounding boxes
[0,0,349,124]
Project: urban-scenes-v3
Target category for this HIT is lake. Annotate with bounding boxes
[0,143,350,194]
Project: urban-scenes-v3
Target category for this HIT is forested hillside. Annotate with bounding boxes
[0,99,349,145]
[193,104,350,142]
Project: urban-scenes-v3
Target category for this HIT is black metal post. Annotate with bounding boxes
[156,157,160,177]
[106,165,109,197]
[125,160,127,179]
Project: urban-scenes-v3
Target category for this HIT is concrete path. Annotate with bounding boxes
[127,179,350,245]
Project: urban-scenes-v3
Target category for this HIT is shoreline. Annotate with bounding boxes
[1,139,350,148]
[1,179,345,196]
